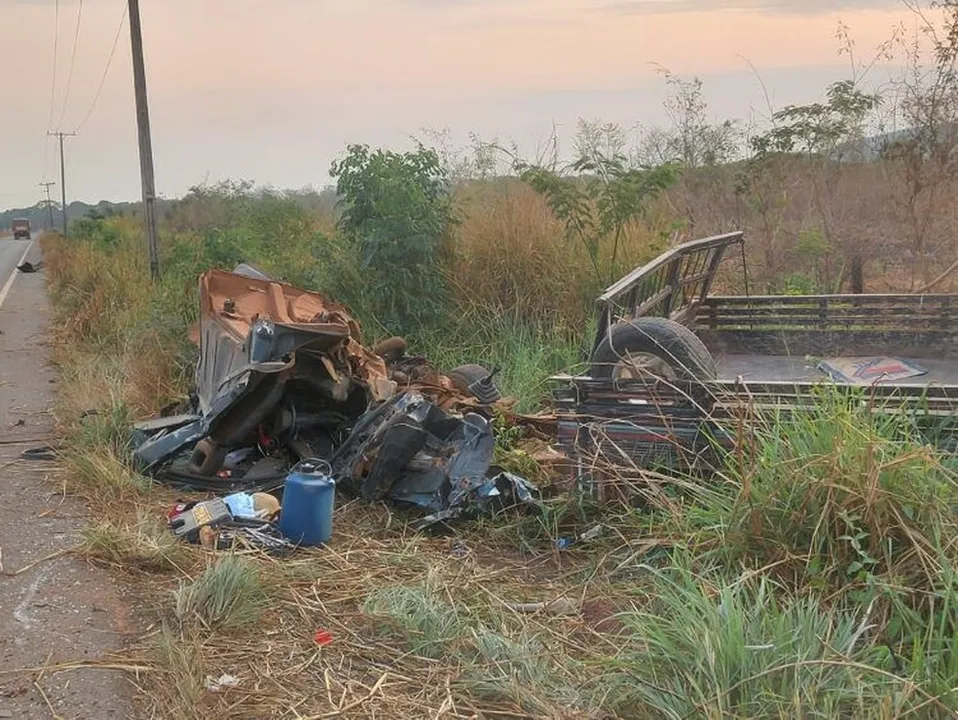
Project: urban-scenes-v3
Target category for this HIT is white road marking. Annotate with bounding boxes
[13,564,52,626]
[0,241,35,311]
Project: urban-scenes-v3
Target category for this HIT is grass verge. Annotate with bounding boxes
[41,221,958,718]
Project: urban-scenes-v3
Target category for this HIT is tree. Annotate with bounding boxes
[744,78,881,291]
[880,0,958,288]
[329,143,456,333]
[639,71,743,234]
[519,121,679,287]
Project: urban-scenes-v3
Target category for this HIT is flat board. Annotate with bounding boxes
[817,356,927,385]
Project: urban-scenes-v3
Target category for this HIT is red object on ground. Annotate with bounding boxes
[314,629,334,646]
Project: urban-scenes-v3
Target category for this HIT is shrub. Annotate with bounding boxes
[174,555,268,630]
[330,143,456,336]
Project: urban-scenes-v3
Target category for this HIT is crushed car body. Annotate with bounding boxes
[330,392,538,528]
[133,267,392,481]
[131,265,538,527]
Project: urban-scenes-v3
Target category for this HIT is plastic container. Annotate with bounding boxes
[278,459,335,546]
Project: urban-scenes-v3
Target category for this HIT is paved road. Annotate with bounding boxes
[0,238,134,719]
[0,238,32,294]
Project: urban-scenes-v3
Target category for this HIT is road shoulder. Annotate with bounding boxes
[0,241,134,719]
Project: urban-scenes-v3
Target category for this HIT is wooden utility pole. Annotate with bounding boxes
[47,131,75,236]
[38,181,56,229]
[128,0,160,280]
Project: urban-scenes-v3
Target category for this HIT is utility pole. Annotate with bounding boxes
[47,131,75,237]
[39,181,56,229]
[128,0,160,280]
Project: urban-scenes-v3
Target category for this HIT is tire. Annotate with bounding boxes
[590,317,716,381]
[446,364,502,404]
[187,438,227,476]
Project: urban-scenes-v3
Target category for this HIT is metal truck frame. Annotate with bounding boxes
[554,231,958,474]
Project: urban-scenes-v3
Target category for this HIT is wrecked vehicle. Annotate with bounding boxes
[554,231,958,476]
[133,265,392,485]
[132,264,535,528]
[330,391,537,528]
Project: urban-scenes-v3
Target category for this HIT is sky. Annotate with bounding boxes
[0,0,932,209]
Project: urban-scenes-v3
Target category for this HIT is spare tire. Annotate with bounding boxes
[590,317,716,381]
[446,364,502,404]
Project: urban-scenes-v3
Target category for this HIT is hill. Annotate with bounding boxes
[0,200,139,232]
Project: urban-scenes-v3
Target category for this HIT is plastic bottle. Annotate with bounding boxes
[278,459,335,546]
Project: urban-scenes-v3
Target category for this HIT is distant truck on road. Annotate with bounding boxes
[11,218,30,240]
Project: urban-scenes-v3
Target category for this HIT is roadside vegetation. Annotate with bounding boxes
[37,3,958,718]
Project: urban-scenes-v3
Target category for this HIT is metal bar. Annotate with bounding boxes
[597,231,744,305]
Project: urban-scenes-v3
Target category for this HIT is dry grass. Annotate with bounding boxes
[66,449,151,500]
[95,501,637,719]
[80,513,193,573]
[451,164,958,306]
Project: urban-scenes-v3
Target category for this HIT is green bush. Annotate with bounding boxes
[330,143,457,336]
[70,208,122,253]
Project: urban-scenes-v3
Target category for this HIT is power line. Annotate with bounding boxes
[44,0,60,178]
[46,0,60,131]
[74,3,128,133]
[57,0,85,130]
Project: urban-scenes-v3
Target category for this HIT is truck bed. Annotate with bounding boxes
[716,353,958,386]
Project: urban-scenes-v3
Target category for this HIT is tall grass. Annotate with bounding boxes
[582,391,958,717]
[702,392,958,595]
[81,512,190,572]
[598,558,935,719]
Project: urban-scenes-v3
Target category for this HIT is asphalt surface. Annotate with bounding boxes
[0,237,134,719]
[0,238,32,294]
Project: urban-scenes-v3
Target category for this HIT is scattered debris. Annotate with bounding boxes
[445,364,502,405]
[131,264,540,534]
[20,445,57,461]
[204,674,241,692]
[555,524,605,550]
[168,496,296,554]
[16,261,43,273]
[314,629,334,646]
[331,392,539,528]
[508,597,579,616]
[818,356,927,384]
[223,491,281,521]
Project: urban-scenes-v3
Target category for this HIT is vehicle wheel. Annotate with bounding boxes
[446,364,502,404]
[590,317,716,381]
[187,438,227,476]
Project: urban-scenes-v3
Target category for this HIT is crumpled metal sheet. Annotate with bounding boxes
[133,266,395,474]
[195,269,392,415]
[331,392,539,527]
